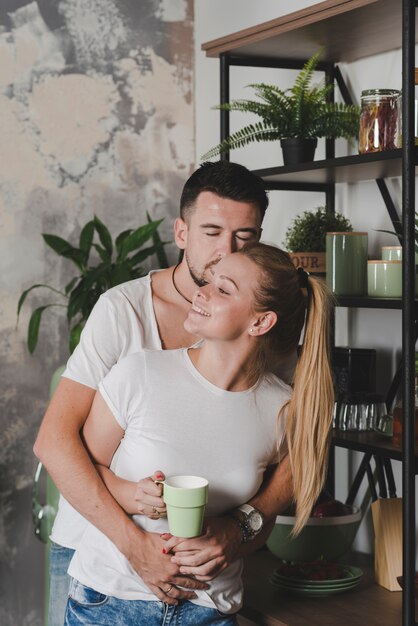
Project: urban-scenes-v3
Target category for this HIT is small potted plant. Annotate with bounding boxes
[202,50,360,165]
[17,214,168,355]
[284,206,353,274]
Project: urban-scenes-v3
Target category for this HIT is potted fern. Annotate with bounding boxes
[17,214,168,355]
[284,206,353,274]
[202,50,360,165]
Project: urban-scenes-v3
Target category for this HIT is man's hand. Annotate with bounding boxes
[124,525,209,605]
[161,516,242,581]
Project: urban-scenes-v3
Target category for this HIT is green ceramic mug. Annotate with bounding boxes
[368,260,402,297]
[162,475,209,538]
[326,232,368,296]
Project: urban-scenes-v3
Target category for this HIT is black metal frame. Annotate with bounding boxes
[401,2,416,624]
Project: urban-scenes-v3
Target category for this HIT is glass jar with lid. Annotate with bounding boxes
[359,88,400,154]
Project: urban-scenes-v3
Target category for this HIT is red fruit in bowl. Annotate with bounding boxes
[312,499,353,517]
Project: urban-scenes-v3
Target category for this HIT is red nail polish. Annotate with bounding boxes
[162,548,166,554]
[156,473,164,478]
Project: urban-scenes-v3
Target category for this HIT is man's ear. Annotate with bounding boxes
[174,217,188,250]
[249,311,277,336]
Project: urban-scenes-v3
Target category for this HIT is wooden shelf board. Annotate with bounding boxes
[202,0,418,64]
[253,149,413,186]
[241,549,404,626]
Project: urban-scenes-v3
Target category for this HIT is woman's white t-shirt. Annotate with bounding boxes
[68,348,291,614]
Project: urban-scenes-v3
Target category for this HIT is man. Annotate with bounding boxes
[34,161,293,625]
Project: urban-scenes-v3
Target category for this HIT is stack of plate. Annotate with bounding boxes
[270,564,363,597]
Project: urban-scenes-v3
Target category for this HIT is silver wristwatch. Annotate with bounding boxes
[230,504,265,543]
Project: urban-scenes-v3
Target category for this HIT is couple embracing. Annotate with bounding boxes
[35,161,334,626]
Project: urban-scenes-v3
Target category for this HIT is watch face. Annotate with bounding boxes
[248,511,263,532]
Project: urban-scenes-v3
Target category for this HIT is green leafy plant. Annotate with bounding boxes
[284,207,353,252]
[202,50,360,160]
[17,214,169,355]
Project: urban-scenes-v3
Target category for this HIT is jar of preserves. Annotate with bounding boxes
[359,89,400,154]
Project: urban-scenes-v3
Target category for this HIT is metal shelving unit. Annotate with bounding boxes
[203,1,417,624]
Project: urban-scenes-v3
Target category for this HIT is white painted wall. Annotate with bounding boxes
[194,0,416,556]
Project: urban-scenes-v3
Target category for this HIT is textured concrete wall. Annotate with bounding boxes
[0,1,194,624]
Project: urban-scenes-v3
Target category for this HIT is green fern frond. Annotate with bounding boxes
[310,102,360,138]
[291,50,322,99]
[248,83,289,103]
[201,122,281,160]
[215,99,281,120]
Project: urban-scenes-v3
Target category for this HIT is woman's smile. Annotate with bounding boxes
[191,304,211,317]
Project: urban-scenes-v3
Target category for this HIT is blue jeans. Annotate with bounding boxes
[65,579,238,625]
[48,542,75,626]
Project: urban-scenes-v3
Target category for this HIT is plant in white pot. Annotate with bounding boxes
[202,50,360,165]
[284,206,353,274]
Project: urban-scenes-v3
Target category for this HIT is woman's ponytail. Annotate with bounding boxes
[284,275,334,534]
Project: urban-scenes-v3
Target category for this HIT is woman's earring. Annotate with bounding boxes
[249,328,254,333]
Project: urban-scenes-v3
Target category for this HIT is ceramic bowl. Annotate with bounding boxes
[266,506,361,562]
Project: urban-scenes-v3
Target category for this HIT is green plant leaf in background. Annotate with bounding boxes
[79,220,95,261]
[17,284,66,320]
[28,304,65,354]
[18,216,168,356]
[147,211,169,269]
[93,215,113,256]
[43,234,86,270]
[117,220,164,261]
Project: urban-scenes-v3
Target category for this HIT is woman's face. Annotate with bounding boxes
[184,253,260,341]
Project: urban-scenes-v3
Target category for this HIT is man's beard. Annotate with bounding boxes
[186,253,221,287]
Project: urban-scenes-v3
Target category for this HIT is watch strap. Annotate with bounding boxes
[228,512,249,544]
[237,503,254,516]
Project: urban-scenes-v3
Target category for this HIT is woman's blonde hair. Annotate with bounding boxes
[238,243,334,534]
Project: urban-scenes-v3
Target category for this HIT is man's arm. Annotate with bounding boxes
[33,377,207,604]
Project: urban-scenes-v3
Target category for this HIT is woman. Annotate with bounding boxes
[64,243,334,626]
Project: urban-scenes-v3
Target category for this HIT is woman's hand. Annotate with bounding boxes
[134,470,167,519]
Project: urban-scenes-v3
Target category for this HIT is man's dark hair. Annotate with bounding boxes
[180,161,269,223]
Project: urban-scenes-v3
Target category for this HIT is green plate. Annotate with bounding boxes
[269,575,362,597]
[272,564,363,587]
[271,576,361,591]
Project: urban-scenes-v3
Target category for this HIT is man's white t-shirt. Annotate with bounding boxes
[51,273,162,549]
[68,348,291,615]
